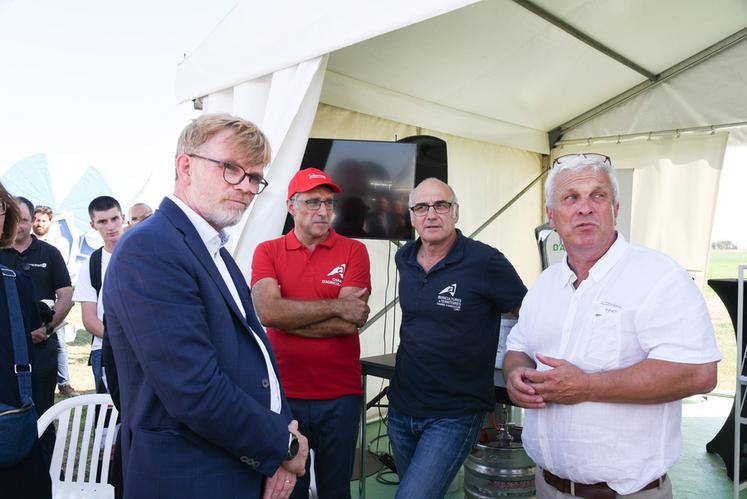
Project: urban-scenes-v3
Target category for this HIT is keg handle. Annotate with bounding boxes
[496,425,514,446]
[496,404,514,446]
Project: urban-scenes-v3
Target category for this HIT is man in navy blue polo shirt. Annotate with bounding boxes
[387,178,526,498]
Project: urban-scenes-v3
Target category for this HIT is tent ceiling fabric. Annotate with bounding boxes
[177,0,747,152]
[175,0,479,103]
[528,0,746,74]
[560,40,747,146]
[326,0,746,139]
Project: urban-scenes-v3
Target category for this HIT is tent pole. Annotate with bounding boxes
[555,121,747,148]
[512,0,656,81]
[550,28,747,145]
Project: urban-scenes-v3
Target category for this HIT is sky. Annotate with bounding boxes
[0,0,239,209]
[1,0,746,247]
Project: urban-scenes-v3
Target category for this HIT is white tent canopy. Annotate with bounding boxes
[175,0,747,382]
[177,0,747,152]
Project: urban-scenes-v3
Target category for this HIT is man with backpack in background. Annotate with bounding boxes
[73,196,124,391]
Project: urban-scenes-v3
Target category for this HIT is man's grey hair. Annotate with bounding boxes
[408,178,459,207]
[544,154,619,209]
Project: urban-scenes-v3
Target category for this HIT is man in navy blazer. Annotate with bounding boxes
[103,114,308,499]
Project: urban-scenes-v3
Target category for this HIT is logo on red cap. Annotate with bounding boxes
[287,168,342,199]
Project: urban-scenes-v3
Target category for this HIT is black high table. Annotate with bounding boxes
[357,353,511,498]
[706,278,747,481]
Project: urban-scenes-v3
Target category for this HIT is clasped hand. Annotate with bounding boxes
[506,354,591,407]
[262,420,309,499]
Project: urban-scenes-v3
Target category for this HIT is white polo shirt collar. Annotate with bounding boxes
[560,232,627,289]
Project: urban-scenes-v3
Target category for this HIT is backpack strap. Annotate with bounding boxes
[90,247,103,298]
[1,265,33,407]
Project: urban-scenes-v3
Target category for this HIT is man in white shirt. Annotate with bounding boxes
[73,196,123,391]
[102,114,308,499]
[504,153,720,499]
[33,205,71,264]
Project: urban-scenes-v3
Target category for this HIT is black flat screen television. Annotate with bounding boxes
[283,138,418,240]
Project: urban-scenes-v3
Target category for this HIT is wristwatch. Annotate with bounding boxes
[286,433,299,461]
[45,325,54,338]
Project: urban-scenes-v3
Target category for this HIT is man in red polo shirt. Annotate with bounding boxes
[251,168,371,499]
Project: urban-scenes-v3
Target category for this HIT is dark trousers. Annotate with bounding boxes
[32,336,58,467]
[0,439,52,499]
[288,395,361,499]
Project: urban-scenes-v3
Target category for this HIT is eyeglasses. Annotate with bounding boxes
[552,153,611,168]
[188,154,269,194]
[296,198,336,211]
[410,201,454,216]
[0,200,6,215]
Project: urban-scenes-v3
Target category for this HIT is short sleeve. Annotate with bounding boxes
[635,268,722,364]
[250,241,277,286]
[342,242,371,292]
[49,247,72,290]
[484,251,527,313]
[73,258,97,303]
[505,292,533,354]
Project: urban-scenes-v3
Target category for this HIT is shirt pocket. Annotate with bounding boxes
[584,311,622,371]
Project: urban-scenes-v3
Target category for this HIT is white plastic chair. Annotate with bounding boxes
[37,393,119,499]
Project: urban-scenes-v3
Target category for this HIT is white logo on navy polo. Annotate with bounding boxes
[322,264,345,286]
[436,283,462,311]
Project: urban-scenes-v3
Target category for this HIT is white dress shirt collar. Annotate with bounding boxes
[167,194,229,257]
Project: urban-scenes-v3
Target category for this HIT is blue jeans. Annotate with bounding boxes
[288,395,361,499]
[387,406,484,499]
[91,348,102,391]
[57,332,70,386]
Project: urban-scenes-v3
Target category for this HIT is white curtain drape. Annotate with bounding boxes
[201,56,329,281]
[551,132,728,287]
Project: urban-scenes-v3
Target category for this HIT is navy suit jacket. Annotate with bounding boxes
[103,197,292,499]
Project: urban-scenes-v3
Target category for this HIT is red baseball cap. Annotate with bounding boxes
[287,168,342,199]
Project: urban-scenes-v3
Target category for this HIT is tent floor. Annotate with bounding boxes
[351,394,742,498]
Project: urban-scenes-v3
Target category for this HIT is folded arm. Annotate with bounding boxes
[252,278,369,336]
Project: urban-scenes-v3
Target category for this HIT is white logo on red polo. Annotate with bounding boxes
[322,264,346,286]
[327,264,346,279]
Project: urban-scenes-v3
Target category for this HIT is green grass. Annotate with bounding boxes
[704,250,747,394]
[707,250,747,279]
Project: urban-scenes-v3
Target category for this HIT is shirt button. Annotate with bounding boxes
[261,378,269,388]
